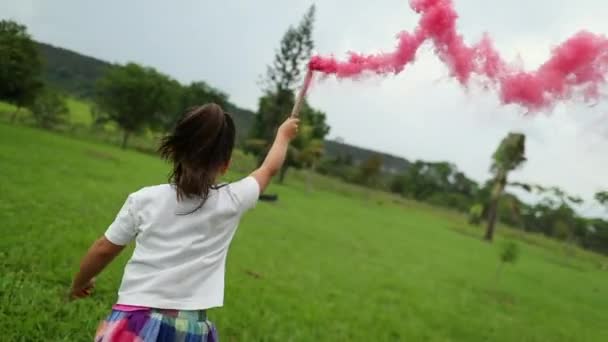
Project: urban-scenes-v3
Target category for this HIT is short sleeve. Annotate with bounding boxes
[228,176,260,213]
[104,194,139,246]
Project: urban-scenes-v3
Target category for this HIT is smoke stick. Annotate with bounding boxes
[291,69,314,118]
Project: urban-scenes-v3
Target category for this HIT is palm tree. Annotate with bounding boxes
[485,133,527,241]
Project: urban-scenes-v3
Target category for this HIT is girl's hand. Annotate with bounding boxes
[69,278,95,300]
[277,117,300,141]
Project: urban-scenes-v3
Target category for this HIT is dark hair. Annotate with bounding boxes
[159,103,236,205]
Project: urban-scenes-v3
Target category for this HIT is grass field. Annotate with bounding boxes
[66,98,94,126]
[1,122,607,341]
[0,98,96,126]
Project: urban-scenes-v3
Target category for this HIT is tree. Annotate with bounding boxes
[357,155,383,186]
[172,81,228,128]
[294,122,325,192]
[95,63,179,148]
[390,174,408,194]
[262,5,315,93]
[279,101,330,182]
[485,133,526,241]
[28,88,68,129]
[250,5,329,182]
[596,191,608,211]
[0,20,42,121]
[386,160,479,212]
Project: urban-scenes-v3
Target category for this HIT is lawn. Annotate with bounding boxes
[66,98,94,126]
[0,122,607,341]
[0,98,97,127]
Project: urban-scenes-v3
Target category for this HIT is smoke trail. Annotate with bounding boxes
[309,0,608,111]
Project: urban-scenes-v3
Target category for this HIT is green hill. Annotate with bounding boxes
[1,123,606,341]
[37,42,112,98]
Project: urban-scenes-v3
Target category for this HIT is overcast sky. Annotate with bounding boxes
[1,0,607,215]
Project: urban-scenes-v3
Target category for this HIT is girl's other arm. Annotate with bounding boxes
[70,236,124,300]
[250,117,299,193]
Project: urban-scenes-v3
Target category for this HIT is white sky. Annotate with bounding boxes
[1,0,606,216]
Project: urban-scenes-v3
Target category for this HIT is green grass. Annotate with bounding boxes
[65,98,94,126]
[0,98,96,127]
[1,123,607,341]
[0,101,17,113]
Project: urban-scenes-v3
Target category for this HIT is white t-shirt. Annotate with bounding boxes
[104,176,259,310]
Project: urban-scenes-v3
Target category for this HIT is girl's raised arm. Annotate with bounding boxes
[250,117,299,193]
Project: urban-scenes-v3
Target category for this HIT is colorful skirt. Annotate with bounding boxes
[95,309,218,342]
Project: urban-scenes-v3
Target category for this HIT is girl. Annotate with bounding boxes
[70,103,299,341]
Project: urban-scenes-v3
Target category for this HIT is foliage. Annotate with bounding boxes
[499,241,520,264]
[28,88,68,129]
[316,154,358,183]
[356,154,383,186]
[250,5,329,182]
[495,241,520,283]
[173,81,229,127]
[469,204,483,225]
[262,5,315,93]
[388,161,478,213]
[95,63,179,148]
[0,20,42,111]
[324,140,410,172]
[390,174,408,194]
[490,133,527,175]
[596,191,608,211]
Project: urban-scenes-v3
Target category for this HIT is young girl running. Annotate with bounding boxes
[70,103,299,341]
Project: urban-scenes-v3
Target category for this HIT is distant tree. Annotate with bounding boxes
[0,20,42,121]
[172,81,229,128]
[250,5,329,182]
[295,122,324,192]
[95,63,179,148]
[357,155,383,186]
[316,154,357,182]
[485,133,526,241]
[390,174,407,195]
[596,191,608,211]
[28,88,68,129]
[281,102,330,182]
[513,183,586,241]
[398,161,435,200]
[262,5,315,93]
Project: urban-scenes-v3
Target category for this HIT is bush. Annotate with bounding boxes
[28,89,68,129]
[500,241,519,264]
[496,241,519,283]
[468,204,483,225]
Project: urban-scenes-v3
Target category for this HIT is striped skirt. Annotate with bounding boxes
[95,309,218,342]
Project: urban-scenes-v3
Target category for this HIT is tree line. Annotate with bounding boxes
[318,132,608,254]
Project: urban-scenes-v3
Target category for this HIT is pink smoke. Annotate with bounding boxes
[309,0,608,111]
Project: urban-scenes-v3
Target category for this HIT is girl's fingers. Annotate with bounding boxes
[68,285,93,300]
